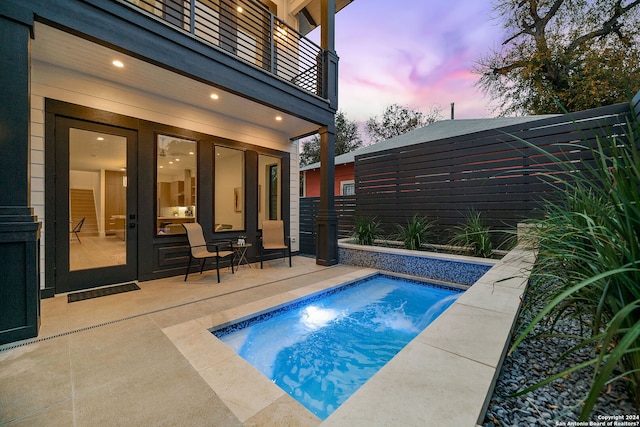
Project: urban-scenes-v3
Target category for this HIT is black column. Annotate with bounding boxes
[0,3,42,345]
[315,126,338,266]
[320,0,338,110]
[315,0,339,266]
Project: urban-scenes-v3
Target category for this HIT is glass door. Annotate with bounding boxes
[54,117,138,293]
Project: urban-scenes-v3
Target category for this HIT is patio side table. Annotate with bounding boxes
[232,242,252,268]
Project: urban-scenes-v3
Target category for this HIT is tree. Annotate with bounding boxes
[299,111,363,166]
[475,0,640,116]
[364,104,441,143]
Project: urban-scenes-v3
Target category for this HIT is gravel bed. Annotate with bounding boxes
[483,310,638,426]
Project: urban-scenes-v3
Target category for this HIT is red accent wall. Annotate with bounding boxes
[302,163,354,197]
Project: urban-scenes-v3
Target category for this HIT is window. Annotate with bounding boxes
[156,135,196,235]
[341,180,355,196]
[215,146,245,232]
[258,154,281,227]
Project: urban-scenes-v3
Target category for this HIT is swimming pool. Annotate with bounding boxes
[211,273,462,420]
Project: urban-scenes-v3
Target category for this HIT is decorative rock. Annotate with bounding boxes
[483,309,637,426]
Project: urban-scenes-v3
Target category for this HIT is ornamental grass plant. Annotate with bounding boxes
[394,214,433,250]
[448,209,493,258]
[512,117,640,419]
[352,216,382,246]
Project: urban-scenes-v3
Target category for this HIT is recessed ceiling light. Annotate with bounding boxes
[97,137,104,141]
[112,60,124,68]
[175,158,180,162]
[275,116,283,121]
[210,93,219,100]
[237,6,243,13]
[169,161,174,164]
[189,151,194,155]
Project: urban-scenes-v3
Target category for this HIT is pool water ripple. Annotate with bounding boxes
[212,274,462,420]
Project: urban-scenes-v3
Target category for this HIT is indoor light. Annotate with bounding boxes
[210,93,219,100]
[275,116,283,121]
[112,60,124,68]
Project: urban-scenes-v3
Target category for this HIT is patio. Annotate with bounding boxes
[0,249,533,426]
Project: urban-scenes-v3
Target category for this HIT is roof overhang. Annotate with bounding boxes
[292,0,356,35]
[31,23,321,141]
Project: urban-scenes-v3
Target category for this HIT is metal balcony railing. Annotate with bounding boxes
[121,0,326,98]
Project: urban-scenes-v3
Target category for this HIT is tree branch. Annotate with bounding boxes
[492,59,529,76]
[539,0,565,27]
[566,0,640,54]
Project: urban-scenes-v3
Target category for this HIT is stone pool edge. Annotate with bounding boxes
[161,268,380,423]
[323,244,536,427]
[161,245,536,426]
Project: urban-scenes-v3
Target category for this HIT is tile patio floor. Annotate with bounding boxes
[0,248,533,426]
[1,257,359,426]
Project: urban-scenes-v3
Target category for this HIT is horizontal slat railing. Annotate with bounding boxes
[121,0,325,97]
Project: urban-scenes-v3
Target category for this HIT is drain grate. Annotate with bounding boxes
[67,283,140,303]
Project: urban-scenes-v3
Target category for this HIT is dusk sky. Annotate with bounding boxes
[311,1,509,123]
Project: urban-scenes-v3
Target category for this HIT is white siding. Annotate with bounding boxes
[31,95,46,288]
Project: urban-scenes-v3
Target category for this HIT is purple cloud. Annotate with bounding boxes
[328,0,506,121]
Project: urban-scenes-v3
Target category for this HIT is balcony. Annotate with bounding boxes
[122,0,326,98]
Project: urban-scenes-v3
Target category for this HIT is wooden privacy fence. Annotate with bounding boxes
[354,101,637,245]
[298,97,639,254]
[299,196,355,255]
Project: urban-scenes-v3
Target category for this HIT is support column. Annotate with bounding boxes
[320,0,339,109]
[316,0,338,266]
[316,125,338,266]
[0,3,42,345]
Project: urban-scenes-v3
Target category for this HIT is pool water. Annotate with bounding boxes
[212,274,462,420]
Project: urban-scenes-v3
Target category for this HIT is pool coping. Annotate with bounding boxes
[162,245,536,426]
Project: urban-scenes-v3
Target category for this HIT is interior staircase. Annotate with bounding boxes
[70,189,99,237]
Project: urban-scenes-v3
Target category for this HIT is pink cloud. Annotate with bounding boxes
[329,0,506,121]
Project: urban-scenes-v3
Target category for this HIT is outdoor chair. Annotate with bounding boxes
[70,217,85,243]
[182,223,234,283]
[259,220,291,268]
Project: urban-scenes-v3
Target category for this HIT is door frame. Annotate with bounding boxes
[45,101,139,294]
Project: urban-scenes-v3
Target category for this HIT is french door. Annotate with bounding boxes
[54,117,138,293]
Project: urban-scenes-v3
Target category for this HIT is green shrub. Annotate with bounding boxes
[394,214,432,250]
[512,117,640,418]
[449,210,493,258]
[352,217,382,246]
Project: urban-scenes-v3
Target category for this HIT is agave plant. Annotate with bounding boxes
[352,217,382,246]
[510,117,640,418]
[395,214,432,250]
[449,209,493,258]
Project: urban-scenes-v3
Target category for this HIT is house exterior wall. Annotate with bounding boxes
[1,0,340,343]
[30,58,301,290]
[303,163,354,197]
